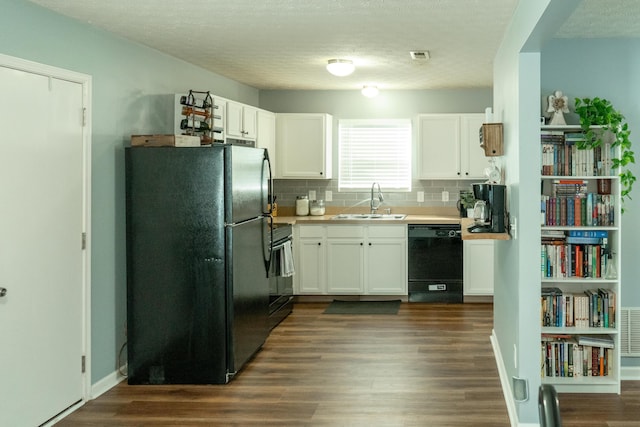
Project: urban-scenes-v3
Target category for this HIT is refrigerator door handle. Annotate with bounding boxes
[262,149,273,216]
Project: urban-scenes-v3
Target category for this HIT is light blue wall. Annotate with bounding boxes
[542,37,640,367]
[493,0,581,423]
[0,0,259,383]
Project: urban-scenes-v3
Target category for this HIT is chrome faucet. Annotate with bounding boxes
[370,182,384,213]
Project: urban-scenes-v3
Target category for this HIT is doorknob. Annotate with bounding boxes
[0,287,6,297]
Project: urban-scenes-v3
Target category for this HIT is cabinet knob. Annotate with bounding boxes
[457,172,461,175]
[318,242,321,246]
[360,242,363,246]
[368,243,372,246]
[465,172,469,176]
[319,172,323,175]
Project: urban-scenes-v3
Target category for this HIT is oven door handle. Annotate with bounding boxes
[271,240,291,252]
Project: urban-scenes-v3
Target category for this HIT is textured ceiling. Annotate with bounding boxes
[26,0,640,91]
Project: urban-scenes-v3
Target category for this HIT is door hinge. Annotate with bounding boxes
[82,107,87,127]
[82,232,87,250]
[81,355,86,373]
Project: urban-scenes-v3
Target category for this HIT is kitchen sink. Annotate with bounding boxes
[331,213,407,220]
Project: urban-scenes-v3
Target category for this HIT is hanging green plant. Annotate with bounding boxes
[574,97,636,212]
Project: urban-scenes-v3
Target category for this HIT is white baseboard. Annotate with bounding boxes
[490,331,541,427]
[621,366,640,380]
[91,365,127,399]
[491,330,520,427]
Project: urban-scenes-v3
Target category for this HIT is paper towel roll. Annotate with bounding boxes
[485,107,493,123]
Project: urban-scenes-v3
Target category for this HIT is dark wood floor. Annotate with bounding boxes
[57,302,639,426]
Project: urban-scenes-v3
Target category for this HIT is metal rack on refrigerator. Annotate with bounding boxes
[179,90,219,145]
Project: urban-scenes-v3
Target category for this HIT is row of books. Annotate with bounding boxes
[541,334,614,378]
[541,243,610,279]
[541,287,616,328]
[541,130,613,176]
[541,193,615,226]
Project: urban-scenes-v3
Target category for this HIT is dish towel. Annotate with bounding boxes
[280,240,295,277]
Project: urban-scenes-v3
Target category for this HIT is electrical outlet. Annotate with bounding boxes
[441,191,449,202]
[417,191,424,202]
[325,190,333,202]
[308,190,316,200]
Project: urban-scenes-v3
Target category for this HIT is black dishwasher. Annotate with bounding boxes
[408,224,463,303]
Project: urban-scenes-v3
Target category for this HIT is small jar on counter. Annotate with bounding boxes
[310,199,326,216]
[295,195,309,216]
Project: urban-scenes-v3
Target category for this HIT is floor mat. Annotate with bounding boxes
[323,300,401,315]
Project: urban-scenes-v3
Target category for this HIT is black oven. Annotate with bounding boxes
[408,224,463,303]
[268,223,294,329]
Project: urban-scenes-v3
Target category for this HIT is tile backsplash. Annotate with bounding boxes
[272,179,481,210]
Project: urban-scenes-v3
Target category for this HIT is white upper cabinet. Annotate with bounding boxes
[226,100,257,140]
[276,113,332,179]
[418,113,488,179]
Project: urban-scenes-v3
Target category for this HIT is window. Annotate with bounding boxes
[338,119,412,191]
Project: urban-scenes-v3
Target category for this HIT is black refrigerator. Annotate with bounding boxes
[125,144,272,384]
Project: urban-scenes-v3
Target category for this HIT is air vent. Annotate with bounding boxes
[410,51,430,61]
[620,307,640,357]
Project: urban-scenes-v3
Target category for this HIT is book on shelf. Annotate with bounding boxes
[541,335,613,378]
[540,289,615,328]
[541,239,609,279]
[541,193,614,226]
[540,129,614,176]
[577,334,614,349]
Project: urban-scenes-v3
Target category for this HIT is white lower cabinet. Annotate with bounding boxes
[296,225,326,294]
[463,240,495,296]
[296,224,407,295]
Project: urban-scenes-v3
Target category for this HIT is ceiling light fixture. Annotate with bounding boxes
[326,59,355,77]
[361,85,379,98]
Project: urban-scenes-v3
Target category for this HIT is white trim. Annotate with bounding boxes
[491,330,521,427]
[91,366,128,399]
[0,52,93,405]
[621,366,640,381]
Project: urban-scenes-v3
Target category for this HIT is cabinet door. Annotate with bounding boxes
[257,110,276,177]
[418,114,461,179]
[297,239,325,294]
[326,240,364,293]
[463,240,494,295]
[276,114,332,179]
[243,106,257,139]
[460,114,489,179]
[226,101,244,138]
[366,239,407,294]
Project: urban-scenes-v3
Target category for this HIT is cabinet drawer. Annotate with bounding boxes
[297,225,325,238]
[327,225,364,238]
[367,225,406,238]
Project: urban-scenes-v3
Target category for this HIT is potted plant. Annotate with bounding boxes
[458,190,476,218]
[574,97,636,212]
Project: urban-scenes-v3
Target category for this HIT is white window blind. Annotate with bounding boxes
[338,119,412,191]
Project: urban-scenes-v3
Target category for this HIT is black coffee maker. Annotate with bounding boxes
[468,183,506,233]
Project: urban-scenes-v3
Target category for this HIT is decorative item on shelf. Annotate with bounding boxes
[546,90,569,126]
[574,97,636,212]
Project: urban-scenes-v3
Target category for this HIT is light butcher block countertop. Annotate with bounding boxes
[273,214,461,225]
[272,208,510,240]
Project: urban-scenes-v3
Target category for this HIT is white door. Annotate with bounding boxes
[0,63,87,426]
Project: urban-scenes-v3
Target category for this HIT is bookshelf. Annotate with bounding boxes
[539,125,621,394]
